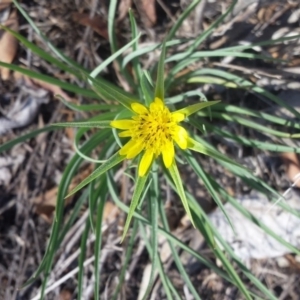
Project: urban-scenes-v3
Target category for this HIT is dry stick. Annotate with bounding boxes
[31,256,95,300]
[193,0,207,34]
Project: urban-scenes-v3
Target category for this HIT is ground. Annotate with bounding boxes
[1,0,300,299]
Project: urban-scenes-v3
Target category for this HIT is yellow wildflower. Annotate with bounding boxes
[111,97,188,176]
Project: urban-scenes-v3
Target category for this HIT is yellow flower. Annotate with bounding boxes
[110,97,188,176]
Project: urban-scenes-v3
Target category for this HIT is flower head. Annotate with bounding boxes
[111,97,188,176]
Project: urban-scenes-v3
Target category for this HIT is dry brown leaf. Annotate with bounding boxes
[33,165,94,222]
[0,9,18,80]
[72,12,108,40]
[281,152,300,188]
[135,0,157,28]
[103,201,119,224]
[117,0,132,22]
[59,289,72,300]
[0,1,12,16]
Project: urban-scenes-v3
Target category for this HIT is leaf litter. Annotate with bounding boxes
[1,0,300,299]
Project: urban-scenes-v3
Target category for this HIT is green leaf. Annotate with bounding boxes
[121,174,149,242]
[89,33,141,79]
[141,71,154,106]
[53,121,111,128]
[166,0,201,41]
[168,162,195,227]
[66,152,125,198]
[155,41,166,100]
[175,100,220,117]
[187,137,245,169]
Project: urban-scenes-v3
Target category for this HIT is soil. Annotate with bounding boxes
[1,0,300,299]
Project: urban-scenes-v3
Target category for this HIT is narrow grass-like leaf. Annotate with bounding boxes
[53,121,111,128]
[89,33,141,79]
[94,185,106,300]
[138,224,176,300]
[121,174,149,242]
[182,194,252,300]
[111,219,138,300]
[184,150,235,233]
[175,100,220,117]
[166,0,201,41]
[122,39,182,68]
[12,0,86,71]
[129,9,143,94]
[66,152,125,198]
[88,178,108,233]
[77,218,90,300]
[188,195,277,300]
[56,94,121,112]
[0,126,55,153]
[166,50,285,63]
[141,71,154,106]
[211,175,300,256]
[107,0,135,87]
[168,162,195,227]
[185,68,300,118]
[198,103,300,130]
[155,41,166,101]
[187,136,246,169]
[141,168,159,300]
[0,25,81,77]
[89,75,137,111]
[107,174,231,282]
[158,187,201,300]
[198,111,298,138]
[0,61,98,98]
[169,0,237,64]
[202,122,300,153]
[165,90,207,105]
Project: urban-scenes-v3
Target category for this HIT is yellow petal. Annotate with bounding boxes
[110,120,135,129]
[150,97,164,112]
[173,126,188,149]
[186,137,195,148]
[126,140,144,159]
[131,102,148,114]
[118,130,132,137]
[139,150,153,176]
[171,112,185,122]
[162,141,174,168]
[119,139,136,157]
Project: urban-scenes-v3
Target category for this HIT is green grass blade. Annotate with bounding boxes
[168,162,195,227]
[111,219,138,300]
[77,218,91,299]
[184,150,235,233]
[94,183,106,300]
[188,194,277,300]
[56,94,120,112]
[141,168,159,300]
[138,224,176,300]
[66,152,125,198]
[155,41,166,100]
[166,0,201,41]
[0,25,80,76]
[141,71,154,105]
[12,0,86,71]
[0,126,55,153]
[89,33,141,79]
[175,100,220,117]
[129,9,143,95]
[121,174,149,242]
[53,121,111,128]
[0,61,97,98]
[158,191,201,300]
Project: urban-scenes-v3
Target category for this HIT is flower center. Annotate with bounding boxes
[132,107,176,155]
